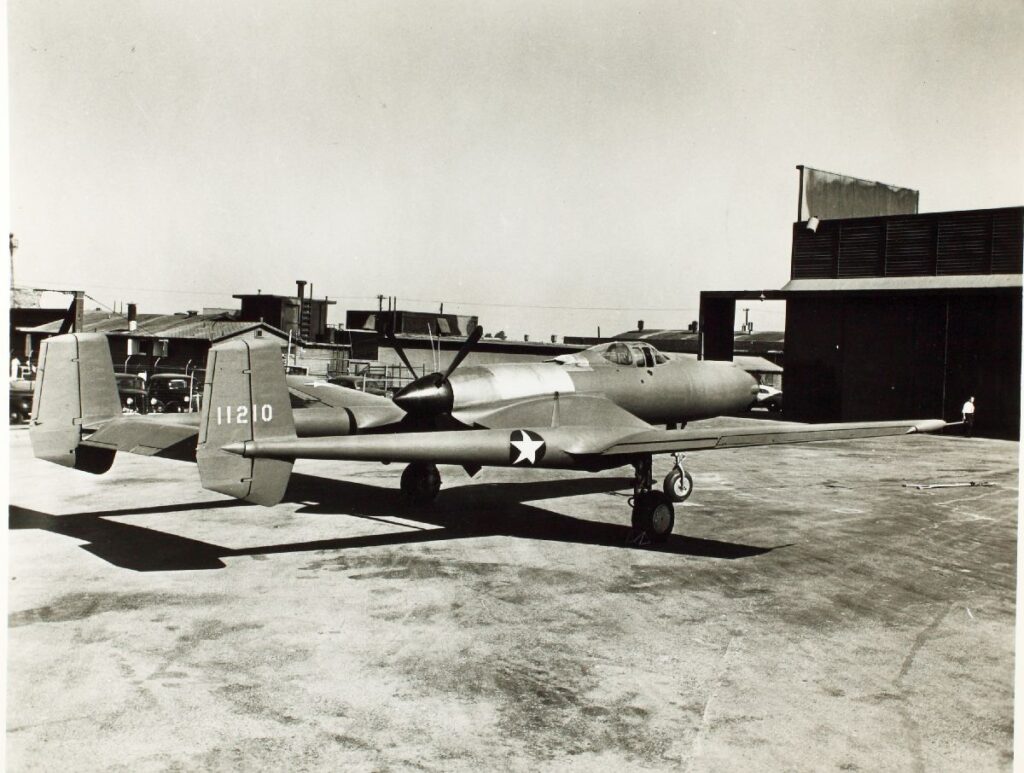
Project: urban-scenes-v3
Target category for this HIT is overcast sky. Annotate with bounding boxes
[9,1,1024,339]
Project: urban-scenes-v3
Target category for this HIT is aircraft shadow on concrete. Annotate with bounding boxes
[8,472,779,572]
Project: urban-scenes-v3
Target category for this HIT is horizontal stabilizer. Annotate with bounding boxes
[197,338,296,505]
[83,414,201,461]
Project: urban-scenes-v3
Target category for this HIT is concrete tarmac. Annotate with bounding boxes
[7,418,1017,771]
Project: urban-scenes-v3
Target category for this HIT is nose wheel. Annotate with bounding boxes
[663,454,693,503]
[400,462,442,505]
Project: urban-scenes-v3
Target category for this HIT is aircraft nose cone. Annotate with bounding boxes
[739,371,760,409]
[393,375,454,416]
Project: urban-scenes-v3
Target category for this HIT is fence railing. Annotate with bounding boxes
[327,360,428,395]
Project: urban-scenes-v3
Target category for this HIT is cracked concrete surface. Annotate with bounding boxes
[7,419,1016,771]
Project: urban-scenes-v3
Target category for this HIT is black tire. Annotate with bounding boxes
[401,462,441,505]
[663,467,694,503]
[631,491,675,543]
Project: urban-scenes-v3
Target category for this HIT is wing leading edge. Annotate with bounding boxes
[228,418,947,469]
[597,419,947,457]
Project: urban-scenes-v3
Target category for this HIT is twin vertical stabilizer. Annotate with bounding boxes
[29,333,120,473]
[196,338,297,505]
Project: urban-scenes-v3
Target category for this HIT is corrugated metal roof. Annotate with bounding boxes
[670,352,782,373]
[614,329,784,344]
[734,355,783,373]
[613,329,698,341]
[781,275,1022,293]
[18,310,288,341]
[18,310,161,334]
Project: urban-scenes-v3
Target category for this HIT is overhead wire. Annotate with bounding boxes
[14,282,786,318]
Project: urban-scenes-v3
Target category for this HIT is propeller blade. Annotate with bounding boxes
[384,325,418,379]
[441,326,483,381]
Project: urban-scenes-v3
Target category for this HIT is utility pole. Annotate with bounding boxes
[9,232,18,284]
[742,308,750,333]
[377,294,384,312]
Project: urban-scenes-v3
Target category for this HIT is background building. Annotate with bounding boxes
[701,204,1023,438]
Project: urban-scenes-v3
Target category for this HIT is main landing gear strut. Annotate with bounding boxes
[630,453,693,544]
[398,455,694,545]
[400,462,441,505]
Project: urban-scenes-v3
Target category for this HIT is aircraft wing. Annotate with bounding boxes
[229,418,947,468]
[286,376,392,408]
[453,393,649,431]
[286,377,406,429]
[596,419,948,457]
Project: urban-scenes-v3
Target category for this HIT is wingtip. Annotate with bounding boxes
[911,419,948,434]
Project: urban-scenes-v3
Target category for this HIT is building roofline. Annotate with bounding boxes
[780,274,1022,293]
[793,203,1022,226]
[701,274,1022,301]
[209,322,290,343]
[233,294,336,305]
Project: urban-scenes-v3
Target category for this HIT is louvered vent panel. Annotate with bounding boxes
[885,218,934,276]
[937,213,989,275]
[991,209,1023,273]
[837,223,882,277]
[791,224,837,278]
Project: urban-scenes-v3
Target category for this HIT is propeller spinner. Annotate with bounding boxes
[391,326,482,417]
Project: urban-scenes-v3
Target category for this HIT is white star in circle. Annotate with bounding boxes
[510,430,545,465]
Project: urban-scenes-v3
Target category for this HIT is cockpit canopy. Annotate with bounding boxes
[595,341,669,367]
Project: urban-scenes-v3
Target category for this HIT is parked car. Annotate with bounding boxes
[753,384,783,412]
[10,379,34,424]
[115,373,149,414]
[147,373,200,413]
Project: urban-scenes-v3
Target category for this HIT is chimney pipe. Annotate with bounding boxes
[72,291,84,333]
[128,302,137,332]
[296,280,307,301]
[638,320,644,331]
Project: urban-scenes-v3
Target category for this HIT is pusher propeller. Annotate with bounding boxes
[392,326,483,417]
[384,324,419,380]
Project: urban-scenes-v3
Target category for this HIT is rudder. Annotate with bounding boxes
[197,337,296,505]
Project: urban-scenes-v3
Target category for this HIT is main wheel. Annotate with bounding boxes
[400,462,441,505]
[631,491,675,543]
[663,467,693,503]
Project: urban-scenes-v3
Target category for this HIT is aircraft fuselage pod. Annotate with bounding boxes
[450,355,757,425]
[395,341,759,425]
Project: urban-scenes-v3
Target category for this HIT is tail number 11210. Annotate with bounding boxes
[217,404,273,425]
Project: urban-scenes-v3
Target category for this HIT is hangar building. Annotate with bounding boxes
[701,204,1022,438]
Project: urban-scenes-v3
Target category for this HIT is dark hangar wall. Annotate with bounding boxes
[782,206,1023,437]
[784,293,1021,436]
[702,206,1022,437]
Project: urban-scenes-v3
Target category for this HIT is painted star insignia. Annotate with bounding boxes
[509,429,546,465]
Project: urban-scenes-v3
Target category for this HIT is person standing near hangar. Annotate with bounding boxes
[961,396,976,437]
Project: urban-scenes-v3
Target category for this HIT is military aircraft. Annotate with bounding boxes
[29,331,946,542]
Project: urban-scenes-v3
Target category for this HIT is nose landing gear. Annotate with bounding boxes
[663,453,693,503]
